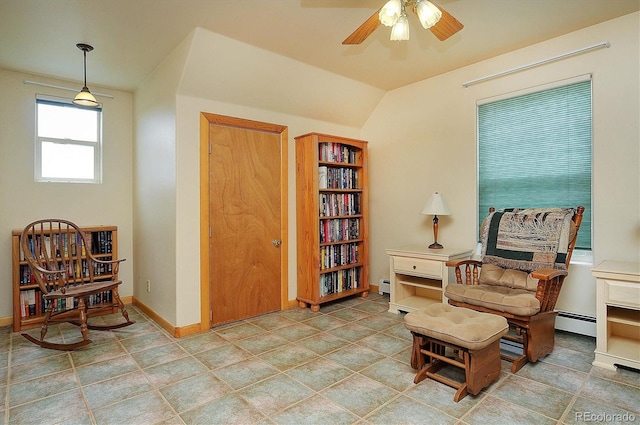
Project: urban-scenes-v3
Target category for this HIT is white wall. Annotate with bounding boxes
[362,12,640,318]
[136,28,376,327]
[0,69,134,321]
[132,31,196,325]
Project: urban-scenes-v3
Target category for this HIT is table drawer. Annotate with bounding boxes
[606,279,640,308]
[394,257,442,278]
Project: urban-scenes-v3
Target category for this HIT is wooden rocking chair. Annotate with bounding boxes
[445,206,584,373]
[20,219,134,350]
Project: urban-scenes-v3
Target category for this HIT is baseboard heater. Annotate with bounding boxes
[555,310,597,337]
[378,279,390,295]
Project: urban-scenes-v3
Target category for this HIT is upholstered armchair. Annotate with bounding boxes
[445,206,585,372]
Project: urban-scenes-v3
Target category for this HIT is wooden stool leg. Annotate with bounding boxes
[411,333,429,370]
[414,341,448,384]
[453,382,469,402]
[466,340,502,395]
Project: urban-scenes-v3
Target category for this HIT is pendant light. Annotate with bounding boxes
[73,43,99,108]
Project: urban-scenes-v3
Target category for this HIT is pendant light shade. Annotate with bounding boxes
[73,43,99,108]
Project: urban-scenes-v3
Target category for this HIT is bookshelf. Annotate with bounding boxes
[12,225,119,332]
[295,132,369,311]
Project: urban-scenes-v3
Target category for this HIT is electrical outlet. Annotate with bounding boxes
[146,280,151,293]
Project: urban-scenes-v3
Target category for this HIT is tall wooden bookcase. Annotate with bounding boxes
[12,225,119,332]
[295,132,369,311]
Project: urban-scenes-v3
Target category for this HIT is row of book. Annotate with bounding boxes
[319,193,361,217]
[19,288,114,318]
[320,267,361,296]
[92,231,113,254]
[318,166,359,190]
[19,261,113,285]
[19,231,113,262]
[319,243,359,270]
[320,218,360,243]
[319,142,358,164]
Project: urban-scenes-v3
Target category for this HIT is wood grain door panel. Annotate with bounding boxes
[209,124,282,325]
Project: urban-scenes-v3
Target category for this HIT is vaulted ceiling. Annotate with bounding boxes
[1,0,638,92]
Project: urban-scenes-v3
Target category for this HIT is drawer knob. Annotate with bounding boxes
[413,265,416,269]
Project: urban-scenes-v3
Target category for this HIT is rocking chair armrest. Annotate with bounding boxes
[532,268,569,312]
[91,257,126,274]
[446,259,483,285]
[26,262,66,277]
[531,268,568,281]
[445,259,482,268]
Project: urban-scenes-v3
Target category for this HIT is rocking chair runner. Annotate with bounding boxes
[445,206,584,373]
[20,219,134,350]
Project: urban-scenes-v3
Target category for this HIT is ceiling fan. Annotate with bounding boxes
[343,0,463,44]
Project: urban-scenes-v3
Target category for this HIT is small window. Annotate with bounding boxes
[35,97,102,183]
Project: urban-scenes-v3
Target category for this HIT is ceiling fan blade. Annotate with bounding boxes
[342,8,382,45]
[428,2,464,41]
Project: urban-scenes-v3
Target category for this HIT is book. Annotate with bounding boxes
[318,166,328,189]
[27,290,36,316]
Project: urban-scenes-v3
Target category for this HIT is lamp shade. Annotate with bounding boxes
[73,87,99,107]
[379,0,402,27]
[390,13,410,41]
[416,0,442,29]
[421,192,451,216]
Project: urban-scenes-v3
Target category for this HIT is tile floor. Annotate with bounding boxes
[1,293,639,425]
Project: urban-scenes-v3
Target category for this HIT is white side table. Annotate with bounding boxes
[386,245,472,314]
[591,260,640,371]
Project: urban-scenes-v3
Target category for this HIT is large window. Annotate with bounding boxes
[36,97,102,183]
[478,78,592,249]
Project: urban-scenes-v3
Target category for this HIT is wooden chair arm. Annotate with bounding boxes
[445,259,482,268]
[26,262,65,277]
[532,268,569,312]
[90,257,126,275]
[446,259,482,285]
[531,268,568,281]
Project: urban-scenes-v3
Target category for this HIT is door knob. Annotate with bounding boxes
[272,239,282,247]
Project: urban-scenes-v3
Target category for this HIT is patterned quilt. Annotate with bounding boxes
[481,208,575,272]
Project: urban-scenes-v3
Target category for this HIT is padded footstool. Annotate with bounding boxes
[404,303,508,402]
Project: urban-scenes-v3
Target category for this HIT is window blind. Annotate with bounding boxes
[478,79,592,249]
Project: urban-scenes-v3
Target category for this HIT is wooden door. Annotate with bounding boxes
[209,121,283,326]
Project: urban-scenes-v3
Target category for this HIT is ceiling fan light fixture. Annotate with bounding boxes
[379,0,402,26]
[390,11,409,41]
[73,43,99,108]
[416,0,442,29]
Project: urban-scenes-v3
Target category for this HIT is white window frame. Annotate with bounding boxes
[35,95,102,184]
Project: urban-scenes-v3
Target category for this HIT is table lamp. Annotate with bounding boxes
[421,192,451,249]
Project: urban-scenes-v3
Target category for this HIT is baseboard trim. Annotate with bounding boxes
[129,297,312,338]
[0,316,12,328]
[132,297,203,339]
